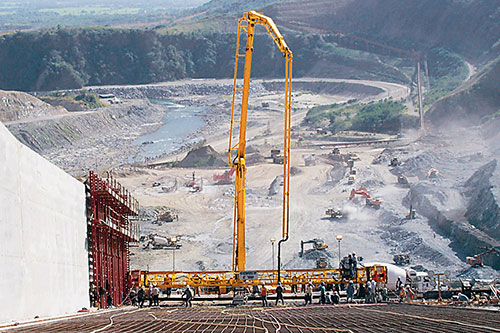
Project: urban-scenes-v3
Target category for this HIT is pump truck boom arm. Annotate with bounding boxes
[228,11,293,272]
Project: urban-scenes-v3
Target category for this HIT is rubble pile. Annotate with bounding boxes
[176,145,226,168]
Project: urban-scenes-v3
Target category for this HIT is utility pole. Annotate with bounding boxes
[270,238,276,271]
[416,59,425,132]
[336,235,343,267]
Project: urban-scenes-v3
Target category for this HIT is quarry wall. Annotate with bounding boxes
[0,122,89,324]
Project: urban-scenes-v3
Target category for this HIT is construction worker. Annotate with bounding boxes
[129,287,137,306]
[351,253,358,278]
[152,284,160,306]
[305,282,313,305]
[332,290,340,304]
[261,284,268,307]
[148,285,154,307]
[183,285,193,307]
[276,283,284,305]
[138,286,145,308]
[396,277,403,294]
[346,281,355,303]
[319,282,326,304]
[369,279,377,303]
[399,285,407,303]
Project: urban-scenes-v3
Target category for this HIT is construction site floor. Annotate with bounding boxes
[5,303,500,332]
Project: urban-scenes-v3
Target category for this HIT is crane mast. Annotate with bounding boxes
[228,11,293,272]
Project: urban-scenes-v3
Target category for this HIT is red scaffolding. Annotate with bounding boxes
[86,171,139,308]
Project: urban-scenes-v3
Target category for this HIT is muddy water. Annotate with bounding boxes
[132,99,205,161]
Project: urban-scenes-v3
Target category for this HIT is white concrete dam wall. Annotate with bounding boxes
[0,122,89,325]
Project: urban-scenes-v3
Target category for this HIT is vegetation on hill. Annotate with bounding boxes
[40,91,106,110]
[304,99,418,134]
[423,48,469,108]
[0,27,410,92]
[426,56,500,125]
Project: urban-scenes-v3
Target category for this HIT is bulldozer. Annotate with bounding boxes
[300,239,328,257]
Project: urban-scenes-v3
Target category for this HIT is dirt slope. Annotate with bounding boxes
[0,90,67,123]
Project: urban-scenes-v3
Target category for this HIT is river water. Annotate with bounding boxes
[131,99,205,161]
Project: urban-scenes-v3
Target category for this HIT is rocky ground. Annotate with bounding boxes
[3,77,498,281]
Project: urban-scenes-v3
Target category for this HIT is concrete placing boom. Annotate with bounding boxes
[228,10,293,273]
[133,12,387,291]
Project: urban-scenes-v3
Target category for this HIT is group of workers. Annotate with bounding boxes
[339,253,359,279]
[258,278,388,307]
[128,284,162,308]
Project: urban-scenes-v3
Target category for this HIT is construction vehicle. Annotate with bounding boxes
[393,254,410,265]
[390,157,401,167]
[406,269,433,294]
[325,208,343,219]
[405,205,416,220]
[132,11,388,293]
[466,248,500,267]
[427,168,439,179]
[332,148,340,155]
[156,211,177,224]
[347,175,356,184]
[146,234,182,249]
[316,257,328,268]
[349,187,383,209]
[213,168,235,184]
[300,239,328,257]
[397,174,409,187]
[185,172,203,192]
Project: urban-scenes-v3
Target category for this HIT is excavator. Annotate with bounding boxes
[213,168,235,184]
[132,11,387,292]
[300,239,328,257]
[349,187,383,209]
[466,247,500,267]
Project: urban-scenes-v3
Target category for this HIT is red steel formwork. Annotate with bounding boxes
[86,171,139,308]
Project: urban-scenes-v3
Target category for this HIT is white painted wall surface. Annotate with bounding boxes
[0,122,89,325]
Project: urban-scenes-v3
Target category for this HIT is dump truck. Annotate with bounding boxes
[325,208,343,219]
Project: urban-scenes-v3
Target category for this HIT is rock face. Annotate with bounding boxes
[7,100,155,153]
[0,90,66,122]
[405,162,500,270]
[464,160,500,243]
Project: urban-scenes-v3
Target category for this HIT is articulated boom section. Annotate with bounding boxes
[134,265,387,289]
[228,11,292,272]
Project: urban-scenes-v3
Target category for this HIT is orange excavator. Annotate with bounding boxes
[466,247,500,267]
[349,187,383,209]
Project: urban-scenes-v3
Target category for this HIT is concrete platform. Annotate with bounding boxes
[4,303,500,332]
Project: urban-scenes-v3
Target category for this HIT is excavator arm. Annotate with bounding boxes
[228,11,293,273]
